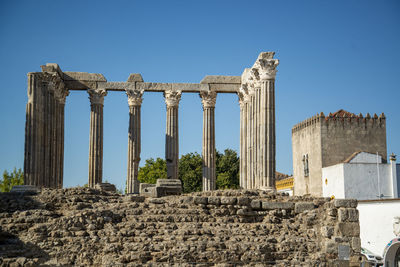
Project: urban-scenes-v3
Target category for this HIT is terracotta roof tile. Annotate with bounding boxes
[331,109,356,118]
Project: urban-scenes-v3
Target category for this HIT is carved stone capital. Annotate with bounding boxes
[126,88,144,106]
[237,86,250,107]
[241,68,257,94]
[55,89,69,104]
[256,58,279,80]
[88,89,107,105]
[199,90,217,109]
[163,89,182,108]
[42,72,65,92]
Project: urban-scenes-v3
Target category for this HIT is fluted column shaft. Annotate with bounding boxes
[57,102,66,188]
[164,90,182,180]
[238,91,248,189]
[126,89,143,194]
[24,73,43,186]
[239,100,244,188]
[43,83,54,187]
[88,89,107,187]
[246,94,252,189]
[200,91,217,191]
[262,79,276,188]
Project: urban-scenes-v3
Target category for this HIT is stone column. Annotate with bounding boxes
[54,89,68,189]
[249,89,256,189]
[238,87,249,189]
[24,73,44,187]
[43,81,55,188]
[255,85,261,188]
[246,89,253,189]
[200,90,217,191]
[164,89,182,180]
[258,56,279,190]
[88,89,107,187]
[126,88,144,194]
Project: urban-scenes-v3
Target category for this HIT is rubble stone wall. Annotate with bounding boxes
[0,188,360,266]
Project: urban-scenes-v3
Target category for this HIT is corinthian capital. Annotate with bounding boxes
[55,89,69,104]
[200,90,217,109]
[88,89,107,105]
[126,88,144,106]
[237,86,250,108]
[257,58,279,80]
[163,89,182,107]
[250,52,279,80]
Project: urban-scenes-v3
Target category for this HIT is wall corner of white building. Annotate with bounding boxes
[390,153,398,198]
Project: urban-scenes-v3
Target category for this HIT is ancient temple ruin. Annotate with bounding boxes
[23,52,279,192]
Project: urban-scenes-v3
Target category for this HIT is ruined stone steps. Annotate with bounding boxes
[0,187,360,266]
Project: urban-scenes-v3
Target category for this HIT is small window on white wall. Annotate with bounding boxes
[302,154,309,177]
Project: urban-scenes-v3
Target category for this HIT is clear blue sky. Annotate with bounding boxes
[1,1,399,191]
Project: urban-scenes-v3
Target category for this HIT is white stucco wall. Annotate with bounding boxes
[344,163,392,200]
[358,200,400,256]
[349,152,382,164]
[322,164,345,198]
[322,162,396,200]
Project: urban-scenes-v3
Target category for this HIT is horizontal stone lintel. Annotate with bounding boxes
[66,81,240,93]
[63,72,107,82]
[40,65,241,93]
[200,75,241,84]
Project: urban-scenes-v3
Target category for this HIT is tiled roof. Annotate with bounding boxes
[343,151,363,163]
[331,109,356,118]
[275,171,291,181]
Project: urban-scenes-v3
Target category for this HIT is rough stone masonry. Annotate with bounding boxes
[0,188,361,266]
[23,52,278,193]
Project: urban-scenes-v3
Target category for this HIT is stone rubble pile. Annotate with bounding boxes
[0,187,360,266]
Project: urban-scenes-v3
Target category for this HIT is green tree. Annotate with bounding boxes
[0,168,24,192]
[216,149,239,189]
[179,152,202,193]
[138,158,167,184]
[137,149,240,193]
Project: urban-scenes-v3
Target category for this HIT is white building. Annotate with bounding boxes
[320,151,400,263]
[322,152,399,200]
[358,199,400,261]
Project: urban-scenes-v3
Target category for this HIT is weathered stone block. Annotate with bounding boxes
[325,240,337,254]
[155,179,182,196]
[194,196,208,205]
[250,200,261,210]
[10,185,39,195]
[294,202,314,213]
[125,195,145,202]
[327,208,337,217]
[347,208,359,222]
[208,197,221,205]
[334,199,357,208]
[221,197,237,205]
[148,198,166,204]
[95,183,116,192]
[237,208,256,217]
[139,183,156,197]
[338,208,348,222]
[338,245,350,261]
[337,222,360,237]
[351,237,361,253]
[237,197,251,206]
[262,201,294,210]
[321,226,334,238]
